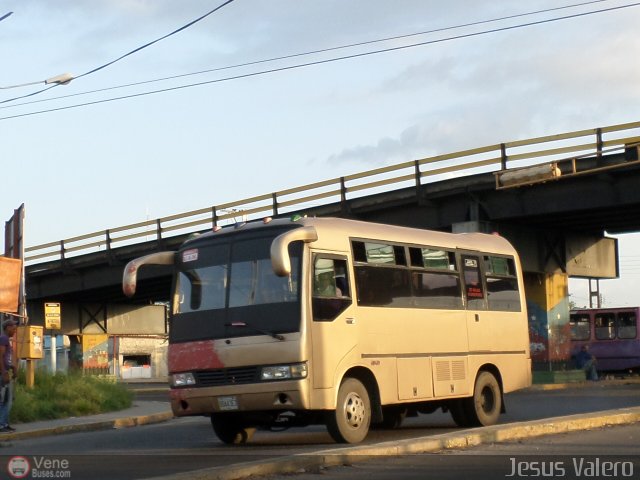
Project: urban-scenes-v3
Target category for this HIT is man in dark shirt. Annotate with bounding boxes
[575,344,598,381]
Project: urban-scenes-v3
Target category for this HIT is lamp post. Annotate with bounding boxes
[0,72,74,90]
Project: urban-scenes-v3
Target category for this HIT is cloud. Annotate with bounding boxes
[323,4,640,169]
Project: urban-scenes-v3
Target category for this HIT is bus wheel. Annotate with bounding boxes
[326,377,371,443]
[467,371,501,426]
[211,414,256,444]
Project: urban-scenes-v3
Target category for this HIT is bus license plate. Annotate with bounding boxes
[218,396,239,411]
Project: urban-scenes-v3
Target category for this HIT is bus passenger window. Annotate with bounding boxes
[569,314,591,340]
[352,241,404,265]
[354,266,411,307]
[595,313,616,340]
[313,257,352,321]
[617,312,637,339]
[410,247,456,270]
[484,256,520,312]
[412,271,463,309]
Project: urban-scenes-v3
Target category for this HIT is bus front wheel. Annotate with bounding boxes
[467,371,501,426]
[326,377,371,443]
[211,414,256,444]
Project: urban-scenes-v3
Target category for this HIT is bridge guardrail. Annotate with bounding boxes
[25,120,640,263]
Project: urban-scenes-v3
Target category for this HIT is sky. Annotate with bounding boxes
[1,0,639,306]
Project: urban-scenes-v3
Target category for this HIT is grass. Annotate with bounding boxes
[10,371,133,424]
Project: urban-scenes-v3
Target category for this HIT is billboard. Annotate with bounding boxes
[3,204,24,315]
[0,256,21,313]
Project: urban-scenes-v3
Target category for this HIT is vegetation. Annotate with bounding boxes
[10,371,133,424]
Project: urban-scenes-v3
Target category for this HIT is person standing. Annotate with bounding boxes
[0,318,18,432]
[575,344,598,381]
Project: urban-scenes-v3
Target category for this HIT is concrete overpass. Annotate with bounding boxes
[21,120,640,370]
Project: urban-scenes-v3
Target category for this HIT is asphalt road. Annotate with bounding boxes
[0,382,638,480]
[259,423,640,480]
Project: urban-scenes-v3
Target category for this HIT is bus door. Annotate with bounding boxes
[310,254,355,390]
[461,254,491,353]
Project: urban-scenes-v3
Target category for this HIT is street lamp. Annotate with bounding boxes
[44,72,74,85]
[0,72,74,90]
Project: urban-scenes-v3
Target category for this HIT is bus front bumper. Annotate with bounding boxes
[170,380,309,417]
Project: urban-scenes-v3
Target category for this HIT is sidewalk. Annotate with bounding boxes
[0,400,173,441]
[528,376,640,390]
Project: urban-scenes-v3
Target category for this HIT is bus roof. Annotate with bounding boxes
[186,216,517,256]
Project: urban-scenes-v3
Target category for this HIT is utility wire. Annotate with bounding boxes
[2,0,639,121]
[0,0,616,110]
[0,0,236,105]
[0,0,610,110]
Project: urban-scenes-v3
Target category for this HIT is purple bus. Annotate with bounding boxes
[570,307,640,372]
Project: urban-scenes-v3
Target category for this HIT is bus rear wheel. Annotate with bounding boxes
[326,377,371,443]
[467,371,501,426]
[211,413,256,444]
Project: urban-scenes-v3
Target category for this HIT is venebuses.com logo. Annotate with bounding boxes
[7,456,71,478]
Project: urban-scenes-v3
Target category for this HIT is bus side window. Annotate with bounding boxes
[570,314,591,340]
[313,257,352,321]
[595,313,616,340]
[617,312,637,339]
[484,256,520,312]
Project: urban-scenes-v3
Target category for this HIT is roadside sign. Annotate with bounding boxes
[44,302,61,330]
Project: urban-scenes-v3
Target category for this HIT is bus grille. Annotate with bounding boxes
[195,367,260,387]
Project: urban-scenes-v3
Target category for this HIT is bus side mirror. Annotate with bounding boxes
[271,227,318,276]
[123,251,176,297]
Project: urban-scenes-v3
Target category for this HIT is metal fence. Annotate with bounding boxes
[25,120,640,263]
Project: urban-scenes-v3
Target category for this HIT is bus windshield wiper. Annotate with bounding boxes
[224,321,285,341]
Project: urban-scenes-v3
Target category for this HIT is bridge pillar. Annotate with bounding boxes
[524,272,571,368]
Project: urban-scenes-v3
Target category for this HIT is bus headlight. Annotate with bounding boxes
[171,372,196,387]
[260,363,307,381]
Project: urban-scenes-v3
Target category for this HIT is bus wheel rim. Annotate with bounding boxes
[344,392,365,428]
[481,386,495,413]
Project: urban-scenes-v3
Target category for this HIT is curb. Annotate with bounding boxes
[130,387,170,394]
[528,377,640,391]
[2,411,174,441]
[143,406,640,480]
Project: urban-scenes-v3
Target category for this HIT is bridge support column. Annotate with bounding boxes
[524,272,571,369]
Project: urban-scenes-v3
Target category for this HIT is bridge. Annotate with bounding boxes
[19,120,640,376]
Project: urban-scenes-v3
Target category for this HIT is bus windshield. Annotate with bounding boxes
[171,231,301,343]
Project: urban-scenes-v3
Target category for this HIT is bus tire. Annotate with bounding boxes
[326,377,371,443]
[211,414,256,444]
[467,371,501,426]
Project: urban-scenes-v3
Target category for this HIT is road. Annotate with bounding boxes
[0,382,638,480]
[260,423,640,480]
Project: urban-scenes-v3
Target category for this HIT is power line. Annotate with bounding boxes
[0,0,610,110]
[0,0,236,105]
[3,0,640,121]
